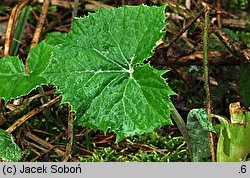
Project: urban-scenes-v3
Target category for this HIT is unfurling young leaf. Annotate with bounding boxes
[187,108,215,162]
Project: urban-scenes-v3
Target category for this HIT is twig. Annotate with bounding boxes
[85,0,113,9]
[85,127,91,150]
[155,51,244,66]
[37,0,73,8]
[221,18,250,29]
[166,0,249,62]
[49,132,64,144]
[185,0,191,9]
[3,0,30,57]
[183,0,191,38]
[25,0,50,74]
[161,7,207,50]
[212,25,248,60]
[191,0,200,9]
[32,129,54,136]
[0,13,10,21]
[72,0,79,18]
[196,75,238,93]
[25,131,64,155]
[23,139,47,151]
[6,89,56,110]
[94,135,115,144]
[6,95,61,133]
[203,7,216,162]
[11,5,31,56]
[76,146,95,155]
[61,106,74,162]
[31,149,51,162]
[136,143,167,155]
[5,90,56,118]
[165,0,205,22]
[216,2,222,29]
[211,29,235,55]
[165,12,184,21]
[30,0,50,48]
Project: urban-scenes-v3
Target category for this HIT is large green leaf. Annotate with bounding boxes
[0,33,65,103]
[0,129,23,161]
[42,5,175,141]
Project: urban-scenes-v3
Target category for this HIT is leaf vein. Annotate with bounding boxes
[106,21,130,67]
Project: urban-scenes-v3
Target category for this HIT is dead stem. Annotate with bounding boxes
[6,95,61,133]
[25,131,64,155]
[30,0,51,49]
[61,106,74,162]
[3,0,30,57]
[160,7,207,51]
[26,0,51,74]
[203,7,216,162]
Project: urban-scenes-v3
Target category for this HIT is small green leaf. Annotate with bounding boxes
[42,5,175,141]
[187,108,215,162]
[0,56,46,103]
[28,40,53,75]
[0,129,23,162]
[44,32,67,46]
[0,33,65,103]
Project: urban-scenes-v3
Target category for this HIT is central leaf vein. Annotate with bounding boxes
[92,48,127,70]
[121,78,131,118]
[107,21,130,68]
[74,21,127,70]
[87,72,125,110]
[100,76,131,122]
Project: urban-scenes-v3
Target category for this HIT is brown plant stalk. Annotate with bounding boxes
[26,0,51,74]
[3,0,31,57]
[203,7,216,162]
[6,95,61,133]
[61,106,74,162]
